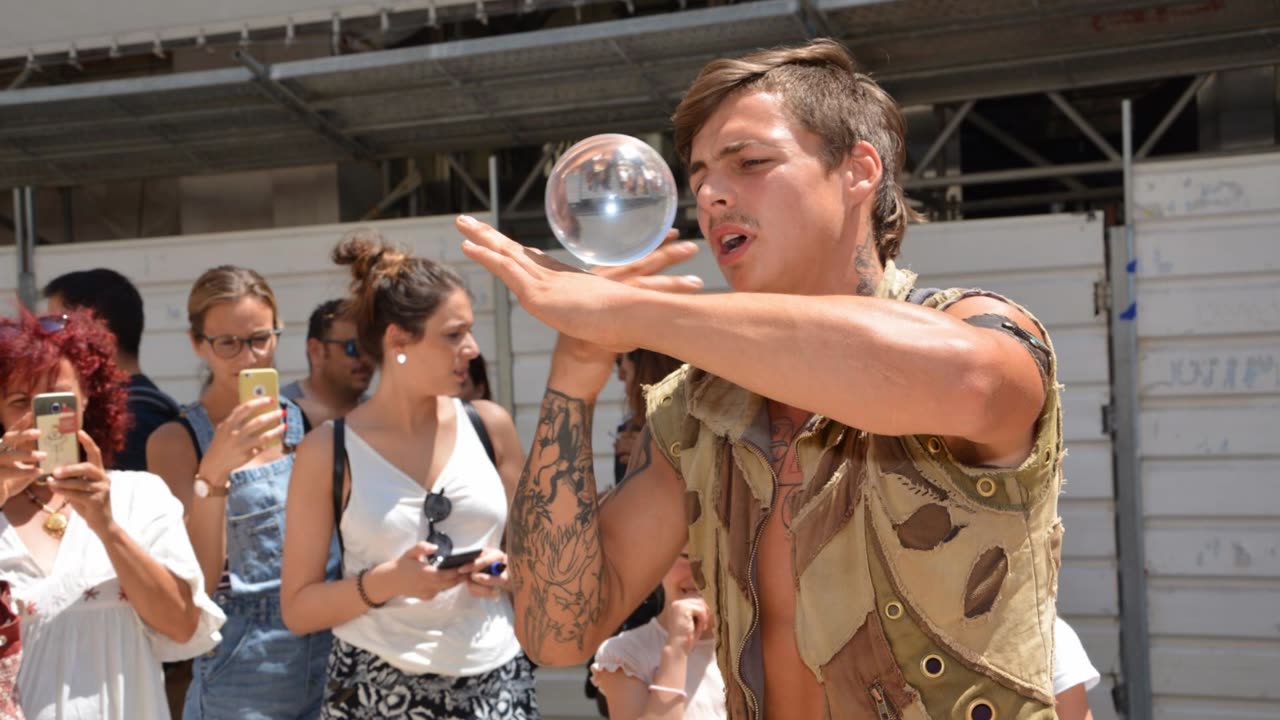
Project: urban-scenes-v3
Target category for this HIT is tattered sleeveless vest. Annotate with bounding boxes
[645,262,1065,720]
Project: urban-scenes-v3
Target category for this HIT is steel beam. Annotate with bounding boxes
[904,159,1120,190]
[965,111,1087,192]
[1137,74,1213,159]
[447,154,492,209]
[234,49,376,162]
[908,100,974,180]
[607,39,672,112]
[505,144,556,214]
[1048,91,1120,161]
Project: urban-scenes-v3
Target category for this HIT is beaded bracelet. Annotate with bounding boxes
[356,568,386,609]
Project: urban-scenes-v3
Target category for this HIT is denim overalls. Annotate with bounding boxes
[181,399,339,720]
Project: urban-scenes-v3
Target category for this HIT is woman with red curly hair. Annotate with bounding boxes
[0,309,225,720]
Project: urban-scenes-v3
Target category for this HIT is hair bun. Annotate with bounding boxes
[333,228,413,285]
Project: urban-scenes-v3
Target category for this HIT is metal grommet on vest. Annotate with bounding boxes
[975,477,998,498]
[966,698,997,720]
[920,654,945,679]
[926,437,943,454]
[883,601,903,620]
[670,441,682,458]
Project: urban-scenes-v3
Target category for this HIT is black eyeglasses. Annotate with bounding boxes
[423,490,453,565]
[320,338,361,359]
[197,329,281,359]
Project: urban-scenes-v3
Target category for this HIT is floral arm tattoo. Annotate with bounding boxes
[506,389,609,661]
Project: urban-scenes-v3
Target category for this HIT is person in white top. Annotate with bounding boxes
[281,229,535,719]
[592,549,727,720]
[1055,616,1101,720]
[0,309,224,720]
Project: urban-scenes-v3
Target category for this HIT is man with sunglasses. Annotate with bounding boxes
[281,300,374,430]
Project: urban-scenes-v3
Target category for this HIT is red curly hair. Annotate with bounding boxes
[0,309,129,468]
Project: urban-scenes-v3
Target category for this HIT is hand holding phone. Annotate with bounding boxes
[0,413,46,500]
[238,369,283,446]
[431,548,483,569]
[33,393,79,478]
[198,392,286,482]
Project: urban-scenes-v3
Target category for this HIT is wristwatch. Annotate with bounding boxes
[193,474,229,498]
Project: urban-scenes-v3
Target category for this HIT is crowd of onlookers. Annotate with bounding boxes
[0,227,1100,720]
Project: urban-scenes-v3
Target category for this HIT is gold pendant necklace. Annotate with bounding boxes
[23,488,70,539]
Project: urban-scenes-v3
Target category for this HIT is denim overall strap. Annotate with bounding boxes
[180,401,216,455]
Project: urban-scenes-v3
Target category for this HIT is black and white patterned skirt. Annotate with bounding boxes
[322,638,540,720]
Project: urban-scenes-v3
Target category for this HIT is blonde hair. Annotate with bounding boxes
[187,265,280,337]
[672,39,922,263]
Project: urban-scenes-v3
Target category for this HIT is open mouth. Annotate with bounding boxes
[722,234,748,253]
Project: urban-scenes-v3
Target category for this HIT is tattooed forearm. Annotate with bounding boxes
[506,389,609,664]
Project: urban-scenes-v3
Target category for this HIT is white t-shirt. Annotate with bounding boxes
[592,618,727,720]
[0,471,225,720]
[1054,616,1101,695]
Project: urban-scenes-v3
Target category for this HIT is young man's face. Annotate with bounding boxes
[688,90,859,295]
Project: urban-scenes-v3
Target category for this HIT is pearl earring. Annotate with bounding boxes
[396,352,407,365]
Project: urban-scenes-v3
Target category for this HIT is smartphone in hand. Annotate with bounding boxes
[33,392,79,477]
[432,548,483,570]
[238,368,282,445]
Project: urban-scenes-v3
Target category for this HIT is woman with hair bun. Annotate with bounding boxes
[280,230,537,719]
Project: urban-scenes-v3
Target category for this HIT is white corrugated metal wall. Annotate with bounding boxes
[0,215,499,405]
[1133,152,1280,720]
[901,213,1121,720]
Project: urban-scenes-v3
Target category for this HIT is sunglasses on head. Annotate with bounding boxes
[423,490,453,564]
[0,313,69,339]
[321,338,361,359]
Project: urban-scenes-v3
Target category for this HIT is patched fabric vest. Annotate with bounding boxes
[645,262,1064,720]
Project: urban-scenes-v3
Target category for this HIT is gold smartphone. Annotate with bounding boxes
[238,368,282,446]
[33,392,79,477]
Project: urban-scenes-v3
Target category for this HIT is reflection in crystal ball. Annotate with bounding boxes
[545,134,678,266]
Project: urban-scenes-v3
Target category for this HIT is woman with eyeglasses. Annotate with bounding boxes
[147,266,337,720]
[279,230,536,719]
[0,310,224,719]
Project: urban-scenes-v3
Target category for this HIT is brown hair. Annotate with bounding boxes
[333,228,465,365]
[672,39,922,263]
[187,265,280,337]
[626,350,683,419]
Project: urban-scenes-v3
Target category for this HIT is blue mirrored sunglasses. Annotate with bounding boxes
[321,338,361,359]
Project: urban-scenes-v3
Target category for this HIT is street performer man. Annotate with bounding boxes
[458,38,1064,720]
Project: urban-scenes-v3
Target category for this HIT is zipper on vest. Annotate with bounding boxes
[869,681,898,720]
[735,443,778,720]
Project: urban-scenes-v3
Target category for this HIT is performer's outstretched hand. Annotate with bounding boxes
[457,214,702,399]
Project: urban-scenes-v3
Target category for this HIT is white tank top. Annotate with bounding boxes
[332,398,521,676]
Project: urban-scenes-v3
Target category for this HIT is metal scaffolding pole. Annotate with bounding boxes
[1112,97,1153,720]
[13,187,37,310]
[489,153,516,414]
